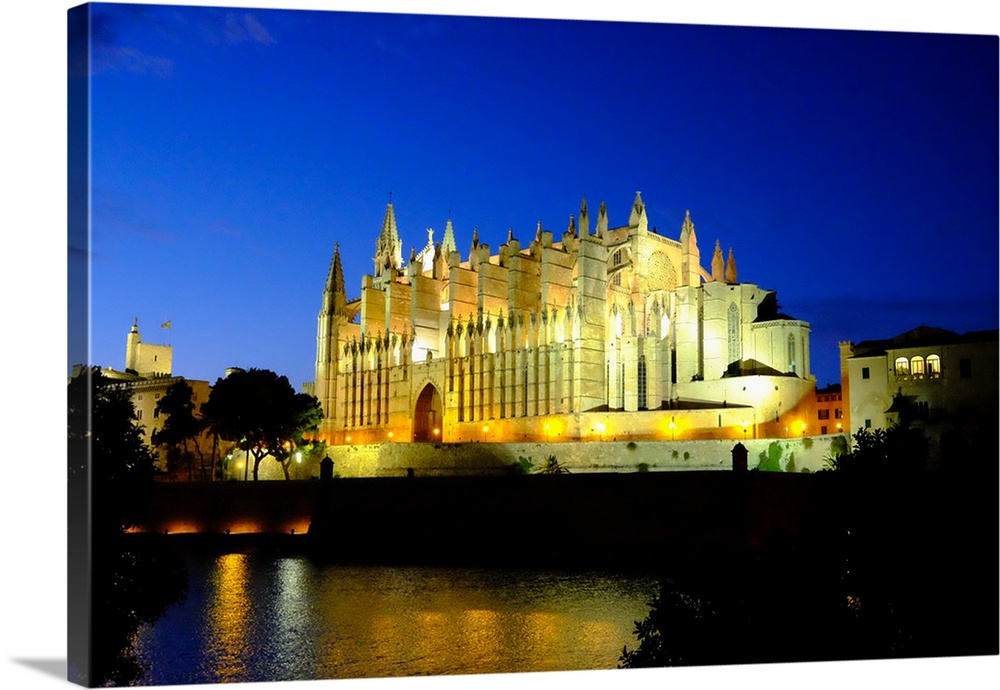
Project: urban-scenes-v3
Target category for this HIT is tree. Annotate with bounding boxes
[68,368,187,685]
[69,367,155,532]
[152,380,207,481]
[201,368,322,480]
[822,423,928,475]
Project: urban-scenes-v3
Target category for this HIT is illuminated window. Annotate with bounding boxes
[910,356,925,379]
[835,409,843,419]
[927,354,941,379]
[894,357,909,378]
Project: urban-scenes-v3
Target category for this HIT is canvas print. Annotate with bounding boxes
[67,2,998,687]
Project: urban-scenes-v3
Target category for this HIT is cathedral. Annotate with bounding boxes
[313,193,816,445]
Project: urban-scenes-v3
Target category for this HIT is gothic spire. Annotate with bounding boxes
[725,246,738,284]
[579,196,590,236]
[442,216,457,256]
[628,190,646,227]
[596,201,609,236]
[374,200,403,275]
[323,243,347,316]
[711,240,725,282]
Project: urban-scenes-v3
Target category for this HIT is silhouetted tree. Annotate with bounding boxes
[202,368,322,480]
[152,380,208,480]
[68,368,187,685]
[822,424,928,475]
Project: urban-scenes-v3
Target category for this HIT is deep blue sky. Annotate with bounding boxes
[81,2,998,391]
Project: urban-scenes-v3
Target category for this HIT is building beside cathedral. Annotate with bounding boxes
[313,193,817,446]
[94,320,213,476]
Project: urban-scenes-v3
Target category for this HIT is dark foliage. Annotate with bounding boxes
[68,368,188,686]
[201,368,322,480]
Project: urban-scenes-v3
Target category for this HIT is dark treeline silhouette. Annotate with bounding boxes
[69,368,188,686]
[620,424,998,667]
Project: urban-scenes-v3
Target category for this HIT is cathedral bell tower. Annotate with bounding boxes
[315,243,348,435]
[372,201,404,289]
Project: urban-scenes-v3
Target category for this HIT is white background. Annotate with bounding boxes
[2,2,996,689]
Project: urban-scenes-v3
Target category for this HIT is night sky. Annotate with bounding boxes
[78,3,998,392]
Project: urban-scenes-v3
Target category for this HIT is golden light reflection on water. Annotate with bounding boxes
[205,553,251,683]
[458,609,502,670]
[142,562,656,683]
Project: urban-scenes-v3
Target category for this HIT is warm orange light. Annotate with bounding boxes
[433,428,440,436]
[346,435,352,443]
[388,431,394,440]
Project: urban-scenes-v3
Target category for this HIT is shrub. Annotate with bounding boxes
[627,441,638,450]
[637,462,649,473]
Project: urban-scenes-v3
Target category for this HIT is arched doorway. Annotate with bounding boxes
[413,383,443,442]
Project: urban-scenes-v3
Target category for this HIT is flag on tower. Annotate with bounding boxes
[161,320,171,329]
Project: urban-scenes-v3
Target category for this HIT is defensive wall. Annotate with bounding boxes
[248,434,847,480]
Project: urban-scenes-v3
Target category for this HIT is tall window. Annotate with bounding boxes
[787,334,796,374]
[910,356,925,380]
[894,357,909,379]
[637,355,647,410]
[727,304,740,366]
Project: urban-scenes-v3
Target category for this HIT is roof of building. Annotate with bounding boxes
[851,326,999,357]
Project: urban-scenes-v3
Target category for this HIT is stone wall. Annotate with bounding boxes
[305,434,846,479]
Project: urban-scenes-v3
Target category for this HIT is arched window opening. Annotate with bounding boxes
[894,357,909,379]
[927,354,941,379]
[910,356,925,380]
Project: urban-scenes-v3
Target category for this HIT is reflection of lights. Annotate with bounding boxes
[295,451,302,463]
[207,553,251,682]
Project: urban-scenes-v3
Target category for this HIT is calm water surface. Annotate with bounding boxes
[133,551,659,684]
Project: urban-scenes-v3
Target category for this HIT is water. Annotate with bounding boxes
[132,551,659,685]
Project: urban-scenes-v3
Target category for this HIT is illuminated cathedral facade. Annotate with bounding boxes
[313,193,816,445]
